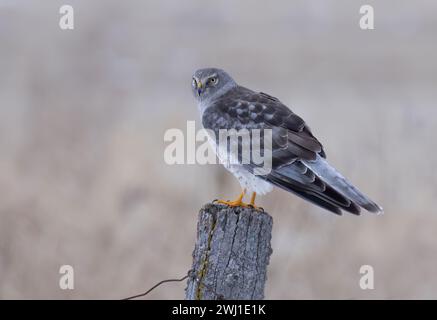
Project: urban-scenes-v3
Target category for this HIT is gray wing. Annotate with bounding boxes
[203,86,382,215]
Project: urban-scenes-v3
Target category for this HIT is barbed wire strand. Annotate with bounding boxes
[122,273,189,300]
[122,269,223,300]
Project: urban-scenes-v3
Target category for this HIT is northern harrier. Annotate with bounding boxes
[191,68,382,215]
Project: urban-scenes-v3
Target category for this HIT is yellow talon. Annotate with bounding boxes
[214,190,263,210]
[215,189,250,207]
[216,199,251,207]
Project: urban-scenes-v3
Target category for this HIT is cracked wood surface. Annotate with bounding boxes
[185,203,273,300]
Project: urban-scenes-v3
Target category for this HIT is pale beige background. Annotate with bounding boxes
[0,0,436,299]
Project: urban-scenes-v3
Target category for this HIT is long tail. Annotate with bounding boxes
[302,155,383,214]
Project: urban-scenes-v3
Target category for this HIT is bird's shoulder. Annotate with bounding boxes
[202,85,326,159]
[204,86,305,132]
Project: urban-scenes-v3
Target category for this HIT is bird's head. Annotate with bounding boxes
[191,68,237,102]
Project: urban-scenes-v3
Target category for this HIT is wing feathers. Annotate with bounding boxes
[288,131,322,153]
[264,171,361,215]
[302,155,383,214]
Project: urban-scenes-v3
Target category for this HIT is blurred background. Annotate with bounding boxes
[0,0,436,299]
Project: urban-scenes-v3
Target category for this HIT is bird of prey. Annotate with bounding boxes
[191,68,383,215]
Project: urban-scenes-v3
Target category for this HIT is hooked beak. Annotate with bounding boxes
[197,81,203,96]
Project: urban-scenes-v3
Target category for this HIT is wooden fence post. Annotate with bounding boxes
[185,203,273,300]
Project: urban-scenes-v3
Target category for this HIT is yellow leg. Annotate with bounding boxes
[249,192,263,211]
[215,189,250,207]
[250,192,257,206]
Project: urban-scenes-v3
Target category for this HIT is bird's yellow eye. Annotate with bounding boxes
[208,77,218,85]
